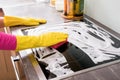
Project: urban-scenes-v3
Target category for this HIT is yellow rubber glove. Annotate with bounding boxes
[16,32,68,50]
[4,16,47,27]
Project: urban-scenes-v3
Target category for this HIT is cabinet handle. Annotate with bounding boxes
[11,56,20,80]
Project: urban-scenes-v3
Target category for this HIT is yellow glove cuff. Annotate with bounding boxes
[16,36,39,50]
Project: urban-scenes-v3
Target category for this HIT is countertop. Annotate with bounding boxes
[2,2,120,80]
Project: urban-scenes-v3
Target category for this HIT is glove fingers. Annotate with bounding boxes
[55,32,68,39]
[26,18,47,24]
[39,32,68,46]
[45,32,68,40]
[23,20,39,26]
[33,19,47,24]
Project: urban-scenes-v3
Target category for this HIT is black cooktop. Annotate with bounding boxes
[21,19,120,79]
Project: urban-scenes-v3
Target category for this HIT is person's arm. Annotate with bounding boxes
[0,17,4,28]
[0,16,47,27]
[0,32,68,51]
[0,32,16,50]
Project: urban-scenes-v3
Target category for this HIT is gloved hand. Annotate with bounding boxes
[16,32,68,50]
[4,16,47,27]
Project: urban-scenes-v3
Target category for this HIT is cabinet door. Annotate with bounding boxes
[0,8,16,80]
[0,50,17,80]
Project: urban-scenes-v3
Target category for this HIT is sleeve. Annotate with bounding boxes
[0,32,17,50]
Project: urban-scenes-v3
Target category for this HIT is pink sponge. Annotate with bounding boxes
[51,40,68,49]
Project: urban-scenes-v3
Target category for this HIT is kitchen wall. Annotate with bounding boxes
[84,0,120,34]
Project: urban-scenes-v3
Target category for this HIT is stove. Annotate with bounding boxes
[11,19,120,80]
[20,29,95,79]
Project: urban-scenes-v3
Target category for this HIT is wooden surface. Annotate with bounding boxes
[0,8,16,80]
[0,50,17,80]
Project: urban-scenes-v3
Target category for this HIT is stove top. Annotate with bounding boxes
[20,19,120,79]
[25,20,120,63]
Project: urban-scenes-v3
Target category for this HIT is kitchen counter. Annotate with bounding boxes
[2,1,120,80]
